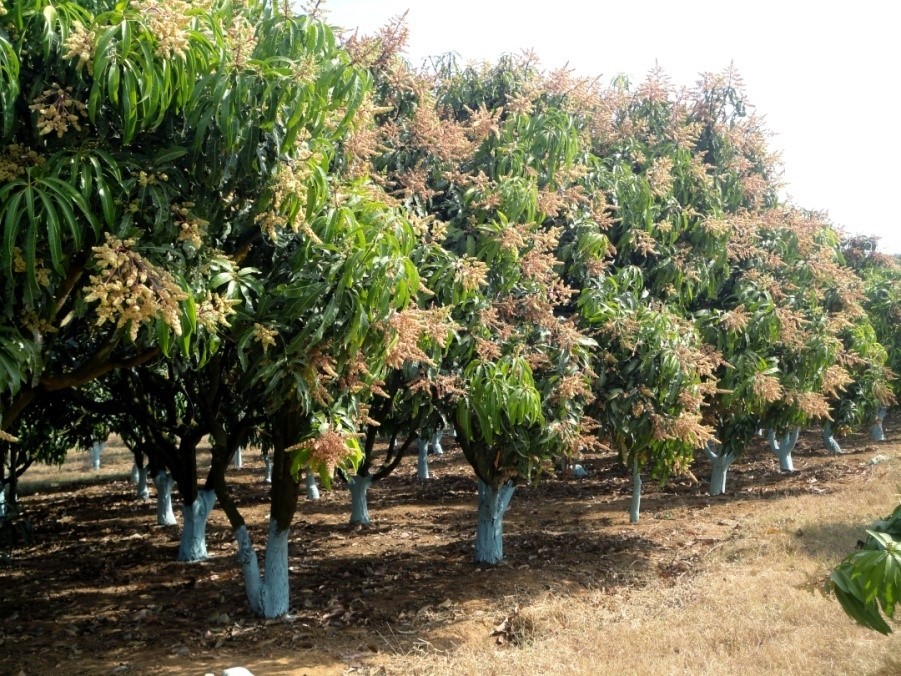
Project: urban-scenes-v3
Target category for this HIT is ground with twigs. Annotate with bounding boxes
[1,417,899,675]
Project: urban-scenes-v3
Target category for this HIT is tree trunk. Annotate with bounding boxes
[0,484,6,519]
[704,443,734,496]
[429,430,444,455]
[822,423,842,455]
[235,415,300,617]
[305,469,319,500]
[629,459,642,524]
[177,489,216,562]
[348,475,372,526]
[136,465,150,500]
[232,446,243,469]
[871,408,887,442]
[474,479,515,565]
[131,462,140,484]
[6,471,17,515]
[767,428,799,471]
[263,454,273,484]
[235,518,290,619]
[90,441,104,471]
[154,472,177,526]
[416,439,429,480]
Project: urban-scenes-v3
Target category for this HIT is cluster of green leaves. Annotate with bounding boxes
[830,503,901,634]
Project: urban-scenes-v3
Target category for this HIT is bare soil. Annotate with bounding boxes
[1,419,899,675]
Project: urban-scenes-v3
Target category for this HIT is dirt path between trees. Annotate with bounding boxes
[2,419,900,675]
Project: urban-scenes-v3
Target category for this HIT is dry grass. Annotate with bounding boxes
[18,436,216,494]
[373,450,901,675]
[6,428,900,675]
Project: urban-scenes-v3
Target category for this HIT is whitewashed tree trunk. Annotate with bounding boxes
[822,423,842,455]
[131,462,140,484]
[263,454,272,483]
[871,408,887,442]
[416,439,429,480]
[305,469,319,500]
[767,428,800,471]
[474,479,515,564]
[90,441,104,470]
[235,519,290,618]
[704,442,734,496]
[429,430,444,455]
[232,446,243,469]
[153,472,177,526]
[177,489,216,562]
[136,466,150,500]
[0,485,6,519]
[348,475,372,525]
[629,459,642,524]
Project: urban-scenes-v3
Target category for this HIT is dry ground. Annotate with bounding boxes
[1,417,900,675]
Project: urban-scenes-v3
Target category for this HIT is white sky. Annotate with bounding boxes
[323,0,901,254]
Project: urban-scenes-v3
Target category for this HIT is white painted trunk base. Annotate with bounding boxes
[305,469,319,500]
[136,466,150,500]
[348,475,372,525]
[232,446,243,469]
[767,428,799,472]
[629,460,642,524]
[177,489,216,562]
[704,443,734,496]
[131,462,140,484]
[416,439,429,480]
[822,424,842,455]
[91,441,104,470]
[474,479,515,564]
[429,430,444,455]
[871,408,887,442]
[263,455,272,484]
[154,472,177,526]
[0,485,6,519]
[235,519,290,618]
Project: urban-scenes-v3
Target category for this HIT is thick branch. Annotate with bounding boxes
[40,347,161,391]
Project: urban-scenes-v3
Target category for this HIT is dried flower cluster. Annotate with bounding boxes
[382,307,452,369]
[0,144,43,182]
[227,15,257,69]
[84,234,188,341]
[62,21,96,72]
[454,256,489,292]
[252,323,278,353]
[288,425,353,476]
[788,391,832,420]
[196,292,238,331]
[132,0,194,60]
[256,160,319,242]
[29,84,87,138]
[172,202,209,248]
